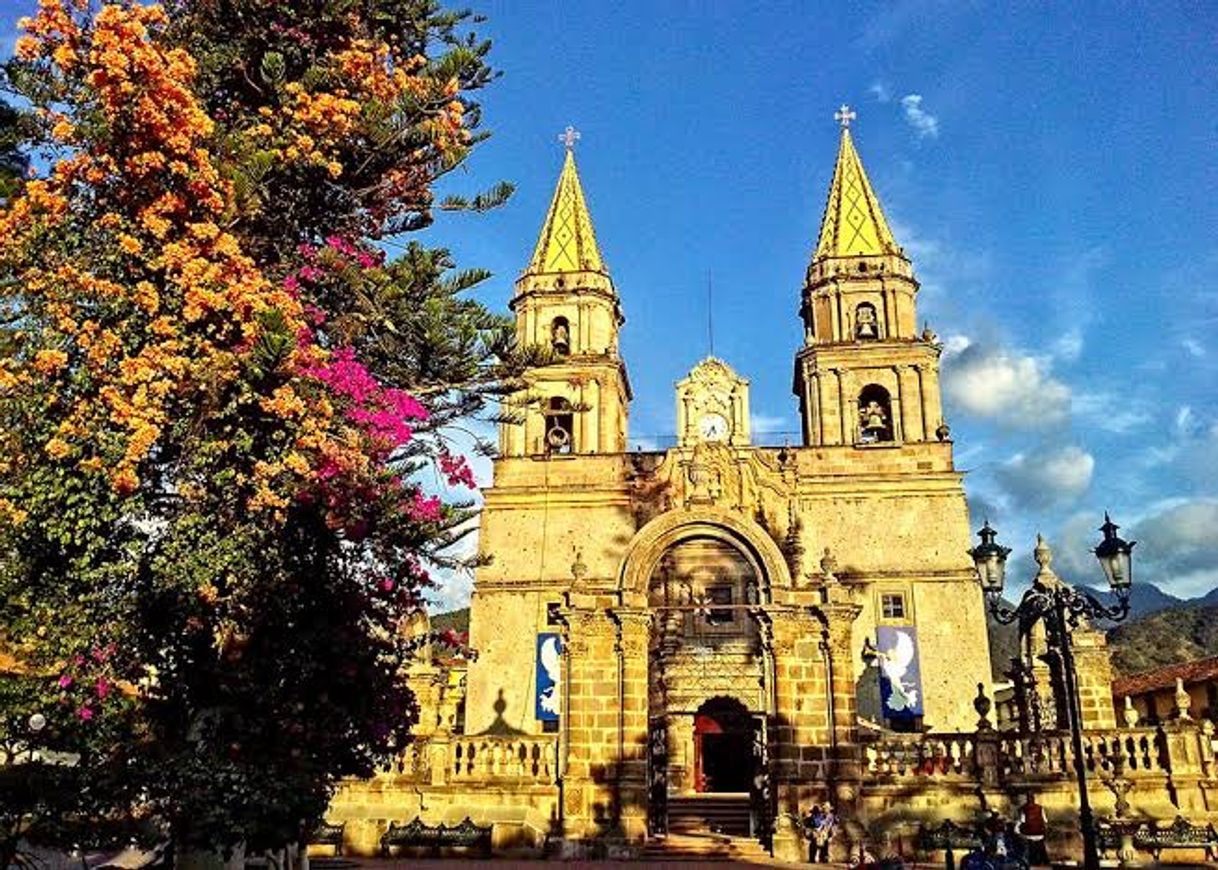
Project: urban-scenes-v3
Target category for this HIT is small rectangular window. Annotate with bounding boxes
[542,718,559,733]
[706,587,733,625]
[880,593,906,621]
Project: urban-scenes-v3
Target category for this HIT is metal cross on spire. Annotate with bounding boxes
[559,125,581,150]
[834,104,857,129]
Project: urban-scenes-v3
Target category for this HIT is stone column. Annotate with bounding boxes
[817,370,832,446]
[820,600,864,863]
[915,365,931,441]
[766,606,833,860]
[897,366,923,445]
[767,608,827,863]
[561,607,621,843]
[612,609,651,842]
[921,363,943,435]
[1071,625,1117,729]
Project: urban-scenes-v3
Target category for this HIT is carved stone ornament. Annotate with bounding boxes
[1175,678,1192,720]
[1123,695,1139,728]
[974,682,993,731]
[675,357,751,448]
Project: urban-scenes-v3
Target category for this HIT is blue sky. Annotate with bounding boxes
[3,2,1215,606]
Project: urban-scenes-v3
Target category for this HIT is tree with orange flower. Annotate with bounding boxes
[0,0,525,858]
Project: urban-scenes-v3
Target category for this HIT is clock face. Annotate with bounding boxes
[699,412,730,441]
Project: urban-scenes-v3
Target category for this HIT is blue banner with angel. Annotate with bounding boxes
[535,633,561,721]
[874,625,924,718]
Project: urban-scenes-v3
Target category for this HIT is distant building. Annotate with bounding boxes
[1113,655,1218,725]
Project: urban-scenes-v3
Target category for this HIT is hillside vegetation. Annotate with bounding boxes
[1106,604,1218,676]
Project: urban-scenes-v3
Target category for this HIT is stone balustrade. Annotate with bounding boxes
[863,724,1185,785]
[449,735,558,783]
[865,733,976,777]
[378,734,559,786]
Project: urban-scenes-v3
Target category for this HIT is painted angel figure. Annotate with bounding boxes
[865,630,920,713]
[538,635,562,716]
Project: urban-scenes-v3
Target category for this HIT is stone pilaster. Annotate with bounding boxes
[611,609,651,841]
[561,607,620,840]
[1071,624,1117,730]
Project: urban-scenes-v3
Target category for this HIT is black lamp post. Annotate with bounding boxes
[969,515,1136,870]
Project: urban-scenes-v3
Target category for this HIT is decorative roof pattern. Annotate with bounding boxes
[813,128,901,261]
[526,149,605,276]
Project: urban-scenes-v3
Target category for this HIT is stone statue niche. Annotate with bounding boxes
[544,396,574,454]
[857,383,893,444]
[551,316,570,356]
[855,302,879,340]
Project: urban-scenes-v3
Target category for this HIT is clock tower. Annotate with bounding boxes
[675,357,751,447]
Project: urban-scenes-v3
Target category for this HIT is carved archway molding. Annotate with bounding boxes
[617,507,794,605]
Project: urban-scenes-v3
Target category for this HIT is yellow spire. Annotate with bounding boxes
[526,147,606,276]
[813,126,902,261]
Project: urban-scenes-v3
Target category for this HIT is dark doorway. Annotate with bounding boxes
[694,697,755,793]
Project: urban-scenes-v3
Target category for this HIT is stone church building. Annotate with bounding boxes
[327,119,1218,862]
[461,117,992,846]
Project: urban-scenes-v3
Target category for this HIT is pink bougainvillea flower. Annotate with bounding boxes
[78,706,94,721]
[95,677,111,699]
[57,673,73,689]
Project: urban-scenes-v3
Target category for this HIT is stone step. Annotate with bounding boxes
[642,832,770,863]
[666,793,753,838]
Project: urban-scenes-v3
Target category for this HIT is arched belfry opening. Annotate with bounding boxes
[857,383,893,443]
[645,534,769,839]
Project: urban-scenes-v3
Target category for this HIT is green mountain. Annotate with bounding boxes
[432,607,470,634]
[1105,603,1218,677]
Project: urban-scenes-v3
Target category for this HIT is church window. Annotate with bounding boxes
[543,397,574,454]
[855,302,879,339]
[880,593,906,620]
[705,586,733,625]
[857,384,894,444]
[551,316,571,356]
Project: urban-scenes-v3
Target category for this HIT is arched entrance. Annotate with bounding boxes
[638,527,774,842]
[694,697,754,793]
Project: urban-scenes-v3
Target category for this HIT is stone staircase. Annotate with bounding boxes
[667,793,753,837]
[640,831,772,863]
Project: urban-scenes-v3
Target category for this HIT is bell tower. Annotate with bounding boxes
[502,129,631,457]
[793,108,947,447]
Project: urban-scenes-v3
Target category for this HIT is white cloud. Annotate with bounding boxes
[1055,500,1218,599]
[941,340,1071,428]
[993,444,1094,510]
[1072,392,1152,434]
[900,94,939,138]
[1181,337,1206,358]
[1051,328,1084,363]
[869,82,892,103]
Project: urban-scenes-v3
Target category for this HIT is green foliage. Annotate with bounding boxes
[1107,604,1218,676]
[0,0,531,856]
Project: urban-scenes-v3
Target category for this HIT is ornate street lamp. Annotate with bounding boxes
[970,516,1136,870]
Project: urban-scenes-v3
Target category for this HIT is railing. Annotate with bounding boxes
[863,724,1180,784]
[865,733,976,777]
[385,734,558,786]
[449,735,557,782]
[999,727,1169,778]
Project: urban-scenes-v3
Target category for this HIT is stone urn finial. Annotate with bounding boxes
[1123,695,1139,728]
[1175,678,1192,720]
[1032,534,1060,587]
[974,682,994,731]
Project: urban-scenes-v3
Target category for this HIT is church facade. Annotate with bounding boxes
[462,119,993,844]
